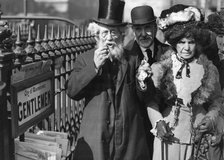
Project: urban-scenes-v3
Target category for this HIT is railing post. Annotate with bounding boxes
[0,17,15,160]
[23,0,28,16]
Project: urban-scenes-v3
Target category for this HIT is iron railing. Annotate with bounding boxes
[0,14,96,160]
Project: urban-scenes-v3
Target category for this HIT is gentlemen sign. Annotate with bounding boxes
[18,79,51,125]
[11,72,54,138]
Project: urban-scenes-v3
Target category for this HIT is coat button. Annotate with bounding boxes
[106,120,110,125]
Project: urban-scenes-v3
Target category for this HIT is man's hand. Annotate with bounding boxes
[94,46,109,70]
[198,117,214,133]
[156,120,173,140]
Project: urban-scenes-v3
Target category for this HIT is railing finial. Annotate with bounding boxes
[27,25,33,44]
[50,25,54,41]
[67,25,71,39]
[35,24,41,43]
[43,25,48,42]
[56,25,60,40]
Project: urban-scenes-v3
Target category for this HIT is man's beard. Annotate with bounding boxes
[98,40,124,61]
[108,43,124,61]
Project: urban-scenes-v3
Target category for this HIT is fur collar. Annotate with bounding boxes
[152,50,220,106]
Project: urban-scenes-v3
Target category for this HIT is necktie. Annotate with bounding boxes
[175,54,194,79]
[145,49,153,65]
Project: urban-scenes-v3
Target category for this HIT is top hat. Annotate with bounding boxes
[130,5,156,26]
[93,0,127,26]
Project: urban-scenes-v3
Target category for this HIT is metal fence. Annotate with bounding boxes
[0,14,95,160]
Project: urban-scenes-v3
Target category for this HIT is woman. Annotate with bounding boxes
[147,4,224,160]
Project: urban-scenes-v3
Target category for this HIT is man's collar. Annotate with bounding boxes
[140,44,154,54]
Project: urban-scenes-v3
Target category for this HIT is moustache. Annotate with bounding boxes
[140,36,153,41]
[107,43,124,61]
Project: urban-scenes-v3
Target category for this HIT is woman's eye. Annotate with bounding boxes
[178,41,185,44]
[189,40,195,44]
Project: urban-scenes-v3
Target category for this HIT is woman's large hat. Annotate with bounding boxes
[130,5,156,26]
[158,4,204,45]
[93,0,127,26]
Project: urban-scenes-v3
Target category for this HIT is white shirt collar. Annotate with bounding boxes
[140,44,154,58]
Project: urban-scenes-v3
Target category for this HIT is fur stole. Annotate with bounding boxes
[151,49,221,107]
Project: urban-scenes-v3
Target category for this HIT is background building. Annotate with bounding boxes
[0,0,223,24]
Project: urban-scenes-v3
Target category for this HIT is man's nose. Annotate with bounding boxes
[107,32,113,40]
[141,28,152,37]
[141,28,147,36]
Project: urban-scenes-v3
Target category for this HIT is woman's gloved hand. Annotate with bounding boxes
[198,116,214,133]
[156,120,174,140]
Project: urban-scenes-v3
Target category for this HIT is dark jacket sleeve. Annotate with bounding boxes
[218,60,224,90]
[65,50,98,100]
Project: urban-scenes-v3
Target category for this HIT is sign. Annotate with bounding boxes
[11,60,52,84]
[11,71,54,138]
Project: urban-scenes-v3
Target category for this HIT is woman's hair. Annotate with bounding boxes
[165,21,201,46]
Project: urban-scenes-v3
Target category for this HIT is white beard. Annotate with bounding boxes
[108,43,124,61]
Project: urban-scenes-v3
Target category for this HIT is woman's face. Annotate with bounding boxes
[176,37,196,60]
[216,34,224,51]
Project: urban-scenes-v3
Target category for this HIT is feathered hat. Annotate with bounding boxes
[158,4,204,46]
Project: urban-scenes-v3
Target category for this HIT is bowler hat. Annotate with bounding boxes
[93,0,127,26]
[130,5,156,26]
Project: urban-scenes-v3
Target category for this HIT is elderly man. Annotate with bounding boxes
[128,5,172,156]
[66,0,153,160]
[130,5,171,65]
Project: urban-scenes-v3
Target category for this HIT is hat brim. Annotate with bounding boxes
[130,18,156,26]
[93,19,127,26]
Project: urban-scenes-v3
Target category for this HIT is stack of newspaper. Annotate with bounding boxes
[15,131,70,160]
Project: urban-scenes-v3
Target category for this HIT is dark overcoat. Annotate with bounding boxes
[127,39,172,154]
[66,48,152,160]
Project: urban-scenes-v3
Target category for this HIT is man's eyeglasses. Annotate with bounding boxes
[100,30,120,39]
